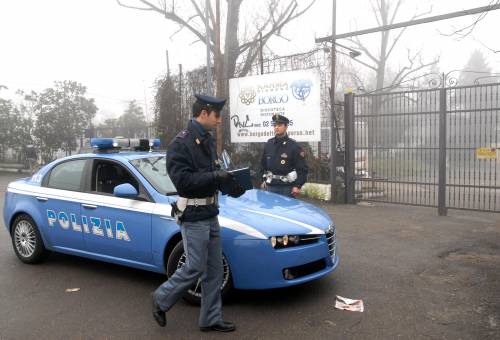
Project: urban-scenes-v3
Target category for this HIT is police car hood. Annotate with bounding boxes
[218,189,332,239]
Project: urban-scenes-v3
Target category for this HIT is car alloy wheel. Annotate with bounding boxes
[14,220,37,258]
[176,252,231,299]
[11,214,48,264]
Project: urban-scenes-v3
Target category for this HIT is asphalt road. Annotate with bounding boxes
[1,172,499,339]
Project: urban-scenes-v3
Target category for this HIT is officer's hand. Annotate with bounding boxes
[291,186,301,197]
[229,183,246,198]
[213,170,233,184]
[260,182,267,190]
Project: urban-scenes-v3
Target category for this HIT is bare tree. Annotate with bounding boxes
[116,0,315,146]
[347,0,438,93]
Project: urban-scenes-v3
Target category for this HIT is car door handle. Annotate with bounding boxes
[36,196,48,202]
[82,204,97,209]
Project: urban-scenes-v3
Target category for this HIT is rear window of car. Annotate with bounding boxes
[47,159,86,191]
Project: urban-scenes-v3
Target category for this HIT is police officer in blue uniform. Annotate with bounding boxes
[152,94,244,333]
[260,114,308,197]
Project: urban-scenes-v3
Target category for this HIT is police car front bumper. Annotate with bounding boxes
[222,235,338,290]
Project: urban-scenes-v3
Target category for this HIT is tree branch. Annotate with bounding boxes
[118,0,208,48]
[439,0,499,40]
[348,36,380,65]
[239,0,302,55]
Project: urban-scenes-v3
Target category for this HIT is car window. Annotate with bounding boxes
[92,161,140,195]
[47,159,86,191]
[130,156,177,194]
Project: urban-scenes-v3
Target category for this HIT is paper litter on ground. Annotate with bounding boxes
[65,288,80,293]
[335,295,364,312]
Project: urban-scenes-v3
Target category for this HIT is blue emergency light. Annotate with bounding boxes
[90,138,161,152]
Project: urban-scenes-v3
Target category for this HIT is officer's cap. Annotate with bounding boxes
[194,94,226,112]
[272,114,289,125]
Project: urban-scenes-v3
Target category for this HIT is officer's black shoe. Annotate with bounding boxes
[151,293,166,327]
[200,320,236,332]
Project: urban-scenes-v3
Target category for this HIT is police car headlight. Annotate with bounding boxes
[282,235,288,246]
[270,236,277,248]
[270,235,298,248]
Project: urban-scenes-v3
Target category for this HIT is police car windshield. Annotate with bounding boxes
[130,156,177,195]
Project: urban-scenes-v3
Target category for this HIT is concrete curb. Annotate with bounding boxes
[0,168,31,174]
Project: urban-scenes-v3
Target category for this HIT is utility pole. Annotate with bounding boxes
[205,0,212,96]
[215,0,223,154]
[142,81,149,139]
[166,49,170,78]
[329,0,337,203]
[259,31,264,75]
[316,3,500,42]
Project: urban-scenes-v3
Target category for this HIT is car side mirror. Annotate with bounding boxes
[113,183,138,198]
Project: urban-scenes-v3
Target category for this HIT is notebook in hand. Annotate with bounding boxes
[229,167,253,190]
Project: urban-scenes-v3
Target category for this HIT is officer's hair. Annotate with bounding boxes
[192,101,207,117]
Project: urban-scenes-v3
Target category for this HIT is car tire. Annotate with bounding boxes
[11,214,49,264]
[166,240,233,305]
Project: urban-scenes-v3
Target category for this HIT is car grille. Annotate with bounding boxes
[325,225,336,260]
[298,235,321,245]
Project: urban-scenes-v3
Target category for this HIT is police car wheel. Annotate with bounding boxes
[11,214,48,264]
[166,240,233,305]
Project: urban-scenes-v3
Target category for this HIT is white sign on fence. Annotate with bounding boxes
[229,69,321,143]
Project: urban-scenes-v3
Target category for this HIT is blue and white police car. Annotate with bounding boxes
[3,138,338,303]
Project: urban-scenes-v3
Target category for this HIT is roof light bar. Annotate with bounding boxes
[90,137,161,152]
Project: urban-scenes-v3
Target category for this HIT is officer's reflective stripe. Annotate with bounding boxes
[218,216,267,239]
[240,209,325,235]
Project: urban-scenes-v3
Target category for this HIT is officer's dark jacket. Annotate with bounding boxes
[167,119,219,222]
[260,134,308,187]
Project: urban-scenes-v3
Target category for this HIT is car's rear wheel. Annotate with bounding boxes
[166,240,233,305]
[11,214,48,264]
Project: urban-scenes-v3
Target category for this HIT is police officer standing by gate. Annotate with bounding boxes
[260,114,308,197]
[152,94,244,333]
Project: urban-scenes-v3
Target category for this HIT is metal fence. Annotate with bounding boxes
[344,82,500,214]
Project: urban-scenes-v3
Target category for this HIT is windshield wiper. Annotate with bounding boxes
[165,191,178,196]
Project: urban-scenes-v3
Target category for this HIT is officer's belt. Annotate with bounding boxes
[271,174,288,181]
[178,196,217,207]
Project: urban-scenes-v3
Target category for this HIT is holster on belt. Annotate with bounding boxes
[170,195,218,225]
[170,202,184,225]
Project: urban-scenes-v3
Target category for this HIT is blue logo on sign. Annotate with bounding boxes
[291,79,312,101]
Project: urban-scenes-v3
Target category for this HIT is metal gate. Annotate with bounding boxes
[344,82,500,214]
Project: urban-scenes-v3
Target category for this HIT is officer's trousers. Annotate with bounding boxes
[267,184,294,198]
[153,216,223,327]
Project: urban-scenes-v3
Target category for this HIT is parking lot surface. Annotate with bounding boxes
[1,172,499,339]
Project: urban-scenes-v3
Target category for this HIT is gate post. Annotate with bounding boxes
[438,88,447,216]
[344,92,355,204]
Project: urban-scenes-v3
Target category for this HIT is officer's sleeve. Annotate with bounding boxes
[293,145,308,188]
[166,141,216,193]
